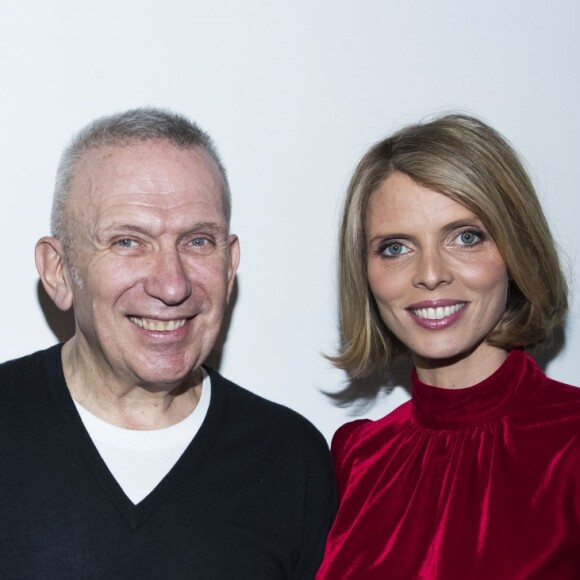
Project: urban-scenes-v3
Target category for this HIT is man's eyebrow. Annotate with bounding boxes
[97,221,228,238]
[187,222,229,233]
[96,223,150,240]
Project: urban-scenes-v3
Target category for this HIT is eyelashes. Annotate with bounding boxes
[374,228,489,259]
[455,228,487,246]
[376,241,410,258]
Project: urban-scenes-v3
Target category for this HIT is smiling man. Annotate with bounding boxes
[0,108,336,578]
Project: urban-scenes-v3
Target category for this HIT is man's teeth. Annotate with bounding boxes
[413,304,465,320]
[129,317,186,331]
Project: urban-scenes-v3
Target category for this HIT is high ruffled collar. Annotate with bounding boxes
[411,349,542,429]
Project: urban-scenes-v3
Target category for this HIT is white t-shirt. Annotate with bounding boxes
[74,370,211,504]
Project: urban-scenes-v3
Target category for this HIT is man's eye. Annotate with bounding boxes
[188,237,216,254]
[116,239,138,248]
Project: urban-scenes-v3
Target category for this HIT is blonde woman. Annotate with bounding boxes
[316,115,579,579]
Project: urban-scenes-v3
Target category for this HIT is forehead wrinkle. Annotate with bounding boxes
[92,193,224,215]
[83,173,221,205]
[106,175,222,202]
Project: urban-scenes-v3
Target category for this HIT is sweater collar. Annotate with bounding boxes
[411,349,540,429]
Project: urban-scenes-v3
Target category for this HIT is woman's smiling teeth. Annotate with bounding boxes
[412,303,465,320]
[129,317,187,331]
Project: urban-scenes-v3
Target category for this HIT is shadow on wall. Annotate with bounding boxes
[532,323,566,373]
[36,277,239,374]
[204,279,238,372]
[326,323,567,414]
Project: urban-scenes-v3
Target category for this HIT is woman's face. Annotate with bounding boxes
[366,172,509,386]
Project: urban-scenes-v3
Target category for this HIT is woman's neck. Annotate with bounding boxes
[413,343,509,389]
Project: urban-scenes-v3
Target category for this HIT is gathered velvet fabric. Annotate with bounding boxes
[316,350,580,579]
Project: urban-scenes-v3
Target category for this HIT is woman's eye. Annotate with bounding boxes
[456,230,483,246]
[381,242,409,257]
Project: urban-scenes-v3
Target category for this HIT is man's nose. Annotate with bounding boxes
[412,247,453,290]
[144,248,192,305]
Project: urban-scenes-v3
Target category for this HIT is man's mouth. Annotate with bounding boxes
[412,303,465,321]
[128,317,188,331]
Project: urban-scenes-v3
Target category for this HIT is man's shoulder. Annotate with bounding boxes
[0,344,61,398]
[0,346,53,379]
[205,366,328,447]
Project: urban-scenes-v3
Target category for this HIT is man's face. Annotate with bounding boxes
[65,139,239,390]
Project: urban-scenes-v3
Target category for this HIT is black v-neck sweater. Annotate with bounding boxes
[0,345,336,579]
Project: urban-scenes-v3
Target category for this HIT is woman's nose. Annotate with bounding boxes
[412,247,453,290]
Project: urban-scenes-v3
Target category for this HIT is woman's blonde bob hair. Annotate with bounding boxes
[333,114,568,379]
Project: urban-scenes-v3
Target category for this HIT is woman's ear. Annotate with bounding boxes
[35,236,74,311]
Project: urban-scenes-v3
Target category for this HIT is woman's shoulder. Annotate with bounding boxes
[330,402,413,459]
[331,419,371,457]
[329,403,414,496]
[531,365,580,409]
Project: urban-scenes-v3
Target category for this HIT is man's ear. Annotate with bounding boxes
[35,236,74,311]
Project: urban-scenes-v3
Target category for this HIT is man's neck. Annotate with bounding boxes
[61,339,203,430]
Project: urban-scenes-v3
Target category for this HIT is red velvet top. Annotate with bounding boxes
[316,350,580,579]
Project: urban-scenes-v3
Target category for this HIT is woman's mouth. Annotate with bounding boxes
[412,303,465,320]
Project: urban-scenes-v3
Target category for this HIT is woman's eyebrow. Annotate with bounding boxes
[366,218,485,244]
[440,218,485,234]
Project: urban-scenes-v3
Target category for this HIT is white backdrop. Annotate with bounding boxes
[1,0,578,440]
